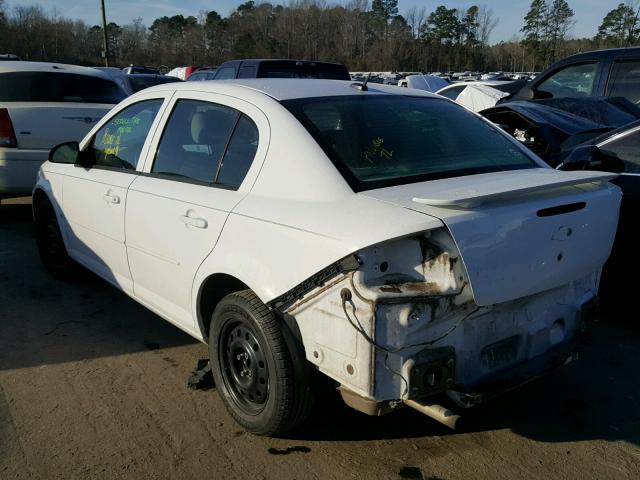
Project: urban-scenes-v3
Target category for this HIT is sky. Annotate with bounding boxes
[13,0,626,44]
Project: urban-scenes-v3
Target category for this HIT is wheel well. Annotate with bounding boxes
[198,273,248,342]
[32,188,51,219]
[32,188,49,208]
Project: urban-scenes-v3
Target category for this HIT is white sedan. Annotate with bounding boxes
[33,79,620,435]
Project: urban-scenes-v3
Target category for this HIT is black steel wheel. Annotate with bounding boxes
[220,319,270,414]
[34,199,78,281]
[209,290,313,436]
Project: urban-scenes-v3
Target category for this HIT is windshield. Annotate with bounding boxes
[282,95,539,191]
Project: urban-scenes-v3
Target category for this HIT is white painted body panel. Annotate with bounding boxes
[33,79,622,403]
[363,174,620,306]
[62,167,137,293]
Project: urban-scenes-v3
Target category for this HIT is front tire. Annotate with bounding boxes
[209,290,313,436]
[34,200,78,281]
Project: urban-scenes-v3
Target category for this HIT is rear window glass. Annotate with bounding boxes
[283,95,538,191]
[258,62,350,80]
[238,66,257,78]
[128,75,180,92]
[0,72,126,103]
[215,67,236,80]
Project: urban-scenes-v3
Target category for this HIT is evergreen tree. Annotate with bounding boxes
[521,0,547,68]
[546,0,574,61]
[597,2,640,47]
[426,6,460,45]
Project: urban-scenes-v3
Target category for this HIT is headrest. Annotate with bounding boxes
[190,109,233,144]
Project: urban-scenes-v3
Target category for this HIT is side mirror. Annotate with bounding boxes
[517,85,536,100]
[557,145,625,173]
[49,142,80,164]
[535,89,553,99]
[49,141,94,167]
[556,145,598,171]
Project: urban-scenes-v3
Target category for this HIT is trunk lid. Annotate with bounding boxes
[2,102,114,149]
[361,169,621,306]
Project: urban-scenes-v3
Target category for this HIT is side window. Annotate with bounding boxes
[537,62,598,99]
[237,66,257,78]
[152,100,238,184]
[91,99,163,170]
[438,86,465,100]
[215,67,237,80]
[216,115,259,188]
[599,130,640,173]
[606,60,640,104]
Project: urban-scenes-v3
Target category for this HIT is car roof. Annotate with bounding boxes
[551,47,640,64]
[0,61,115,81]
[141,78,439,101]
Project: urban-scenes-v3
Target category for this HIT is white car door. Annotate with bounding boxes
[62,97,168,293]
[125,92,269,332]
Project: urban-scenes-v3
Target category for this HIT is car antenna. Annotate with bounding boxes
[351,72,370,92]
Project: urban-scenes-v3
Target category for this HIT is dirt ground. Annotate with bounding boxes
[1,197,639,480]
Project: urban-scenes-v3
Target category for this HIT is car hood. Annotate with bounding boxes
[483,97,640,135]
[360,169,620,305]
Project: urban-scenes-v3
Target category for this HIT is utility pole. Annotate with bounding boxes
[100,0,110,66]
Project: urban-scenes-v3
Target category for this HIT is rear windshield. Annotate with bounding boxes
[258,62,350,80]
[128,75,180,92]
[0,72,126,103]
[282,95,538,191]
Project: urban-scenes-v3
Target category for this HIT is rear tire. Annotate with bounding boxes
[209,290,313,436]
[34,200,78,281]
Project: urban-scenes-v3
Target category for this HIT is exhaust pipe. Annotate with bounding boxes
[404,399,460,429]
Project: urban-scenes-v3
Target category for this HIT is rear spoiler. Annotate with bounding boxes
[412,170,617,208]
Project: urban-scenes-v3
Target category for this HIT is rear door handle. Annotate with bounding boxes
[103,192,120,205]
[181,210,208,229]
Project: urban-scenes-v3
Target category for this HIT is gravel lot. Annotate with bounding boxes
[1,197,639,480]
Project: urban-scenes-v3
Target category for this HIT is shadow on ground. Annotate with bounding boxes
[0,201,197,371]
[284,316,640,446]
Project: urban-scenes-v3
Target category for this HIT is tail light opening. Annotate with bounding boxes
[0,108,17,147]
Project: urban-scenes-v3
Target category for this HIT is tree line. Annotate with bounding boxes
[0,0,639,74]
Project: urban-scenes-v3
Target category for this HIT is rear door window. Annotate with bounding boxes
[537,62,598,99]
[0,72,126,103]
[152,100,238,184]
[91,99,164,170]
[216,115,259,188]
[606,60,640,104]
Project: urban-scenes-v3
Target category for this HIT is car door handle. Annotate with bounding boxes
[103,192,120,205]
[180,211,208,229]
